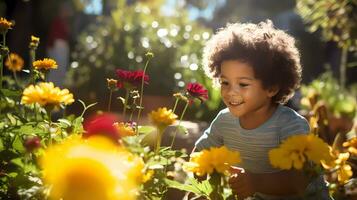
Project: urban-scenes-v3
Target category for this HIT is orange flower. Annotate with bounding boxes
[113,122,136,137]
[5,53,24,72]
[0,17,13,33]
[33,58,58,70]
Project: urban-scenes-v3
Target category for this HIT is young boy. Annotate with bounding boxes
[195,21,331,199]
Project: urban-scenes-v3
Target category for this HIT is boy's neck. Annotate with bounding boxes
[239,103,278,130]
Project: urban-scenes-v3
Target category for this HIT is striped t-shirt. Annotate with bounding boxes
[195,105,310,173]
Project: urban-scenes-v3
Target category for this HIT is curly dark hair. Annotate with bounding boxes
[203,20,302,104]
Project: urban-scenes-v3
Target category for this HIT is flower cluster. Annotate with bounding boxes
[21,82,74,107]
[40,135,144,200]
[322,152,353,184]
[269,134,333,170]
[343,137,357,156]
[183,146,241,176]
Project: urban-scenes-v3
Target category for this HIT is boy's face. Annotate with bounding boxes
[220,60,276,120]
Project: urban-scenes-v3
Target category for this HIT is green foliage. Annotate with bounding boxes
[65,0,221,121]
[296,0,357,50]
[301,71,357,119]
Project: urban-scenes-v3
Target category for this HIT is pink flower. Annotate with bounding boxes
[186,82,208,102]
[115,69,149,88]
[83,113,121,143]
[24,136,41,152]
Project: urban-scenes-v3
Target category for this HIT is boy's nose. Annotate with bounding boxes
[227,85,240,95]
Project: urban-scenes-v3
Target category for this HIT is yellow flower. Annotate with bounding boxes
[343,137,357,156]
[149,107,177,130]
[337,163,353,184]
[142,170,154,183]
[33,58,58,70]
[113,122,136,137]
[29,35,40,49]
[107,78,118,90]
[5,53,24,72]
[321,151,352,184]
[269,134,333,170]
[21,82,74,107]
[183,146,241,176]
[40,135,144,200]
[0,17,13,33]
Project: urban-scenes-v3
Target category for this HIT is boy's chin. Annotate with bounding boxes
[227,107,243,118]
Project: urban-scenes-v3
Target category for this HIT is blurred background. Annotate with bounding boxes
[1,0,356,123]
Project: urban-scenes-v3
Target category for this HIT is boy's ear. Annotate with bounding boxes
[267,86,279,97]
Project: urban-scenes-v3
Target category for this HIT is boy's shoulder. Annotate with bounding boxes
[277,105,310,136]
[211,108,236,125]
[277,105,308,123]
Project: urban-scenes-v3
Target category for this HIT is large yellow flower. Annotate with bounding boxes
[33,58,58,70]
[5,53,24,72]
[40,135,144,200]
[269,134,333,170]
[0,17,13,33]
[21,82,74,107]
[149,107,177,129]
[183,146,241,176]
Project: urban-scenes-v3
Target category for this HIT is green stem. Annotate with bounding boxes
[340,46,347,89]
[155,127,164,154]
[172,98,179,113]
[34,104,38,122]
[0,33,5,90]
[107,89,113,112]
[29,49,36,84]
[209,171,223,200]
[129,104,135,122]
[0,56,3,90]
[137,57,152,121]
[122,89,129,119]
[47,111,52,145]
[13,71,20,88]
[170,101,189,149]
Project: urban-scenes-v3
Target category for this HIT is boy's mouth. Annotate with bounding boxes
[228,100,244,106]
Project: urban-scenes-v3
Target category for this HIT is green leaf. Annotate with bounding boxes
[165,178,203,195]
[138,125,155,134]
[12,136,25,152]
[72,116,84,134]
[58,119,72,128]
[6,113,18,125]
[118,97,126,105]
[0,89,22,98]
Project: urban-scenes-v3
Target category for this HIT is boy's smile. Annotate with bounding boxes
[220,60,278,129]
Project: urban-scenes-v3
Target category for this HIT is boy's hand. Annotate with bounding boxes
[228,166,255,198]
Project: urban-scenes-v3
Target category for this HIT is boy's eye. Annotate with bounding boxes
[219,80,229,86]
[239,83,249,87]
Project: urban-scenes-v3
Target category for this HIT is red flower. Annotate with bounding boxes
[186,82,208,102]
[24,136,41,152]
[83,113,122,143]
[116,69,149,88]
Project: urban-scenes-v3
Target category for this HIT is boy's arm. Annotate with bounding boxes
[229,168,309,198]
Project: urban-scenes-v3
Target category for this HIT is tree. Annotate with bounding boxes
[296,0,357,87]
